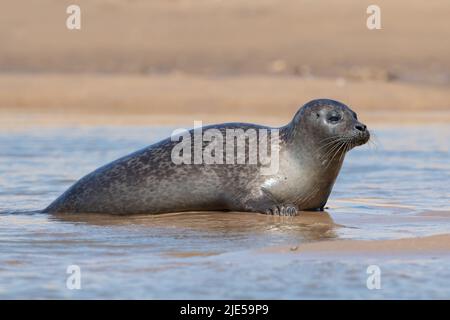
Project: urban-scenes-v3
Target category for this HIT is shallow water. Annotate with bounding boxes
[0,124,449,299]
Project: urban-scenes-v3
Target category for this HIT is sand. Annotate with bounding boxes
[1,73,449,129]
[2,0,450,80]
[1,0,449,128]
[265,234,450,257]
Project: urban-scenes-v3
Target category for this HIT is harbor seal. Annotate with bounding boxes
[44,99,369,215]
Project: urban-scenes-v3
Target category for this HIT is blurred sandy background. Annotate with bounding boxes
[1,0,450,128]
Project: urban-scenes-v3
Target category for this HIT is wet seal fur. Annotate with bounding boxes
[45,99,370,216]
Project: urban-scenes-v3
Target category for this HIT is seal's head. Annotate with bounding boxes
[293,99,370,151]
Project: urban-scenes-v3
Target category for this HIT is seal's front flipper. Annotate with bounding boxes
[241,187,298,216]
[265,204,298,216]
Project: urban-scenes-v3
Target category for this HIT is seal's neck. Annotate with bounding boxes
[278,121,346,210]
[280,121,347,172]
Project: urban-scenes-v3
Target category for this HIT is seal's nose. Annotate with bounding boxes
[355,123,367,132]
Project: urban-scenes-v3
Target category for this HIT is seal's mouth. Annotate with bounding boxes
[318,125,370,159]
[347,121,370,148]
[351,129,370,147]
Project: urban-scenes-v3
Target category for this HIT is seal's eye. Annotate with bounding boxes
[328,114,341,123]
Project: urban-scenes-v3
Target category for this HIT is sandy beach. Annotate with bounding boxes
[1,73,450,130]
[1,0,449,128]
[2,0,449,78]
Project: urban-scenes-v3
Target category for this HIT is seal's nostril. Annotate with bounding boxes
[355,124,366,132]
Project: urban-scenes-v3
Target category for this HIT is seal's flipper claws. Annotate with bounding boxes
[265,204,298,216]
[287,206,298,216]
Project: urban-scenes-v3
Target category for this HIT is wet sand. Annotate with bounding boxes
[54,211,450,257]
[265,233,450,256]
[51,211,450,257]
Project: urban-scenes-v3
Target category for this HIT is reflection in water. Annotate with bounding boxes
[1,125,450,299]
[52,211,338,242]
